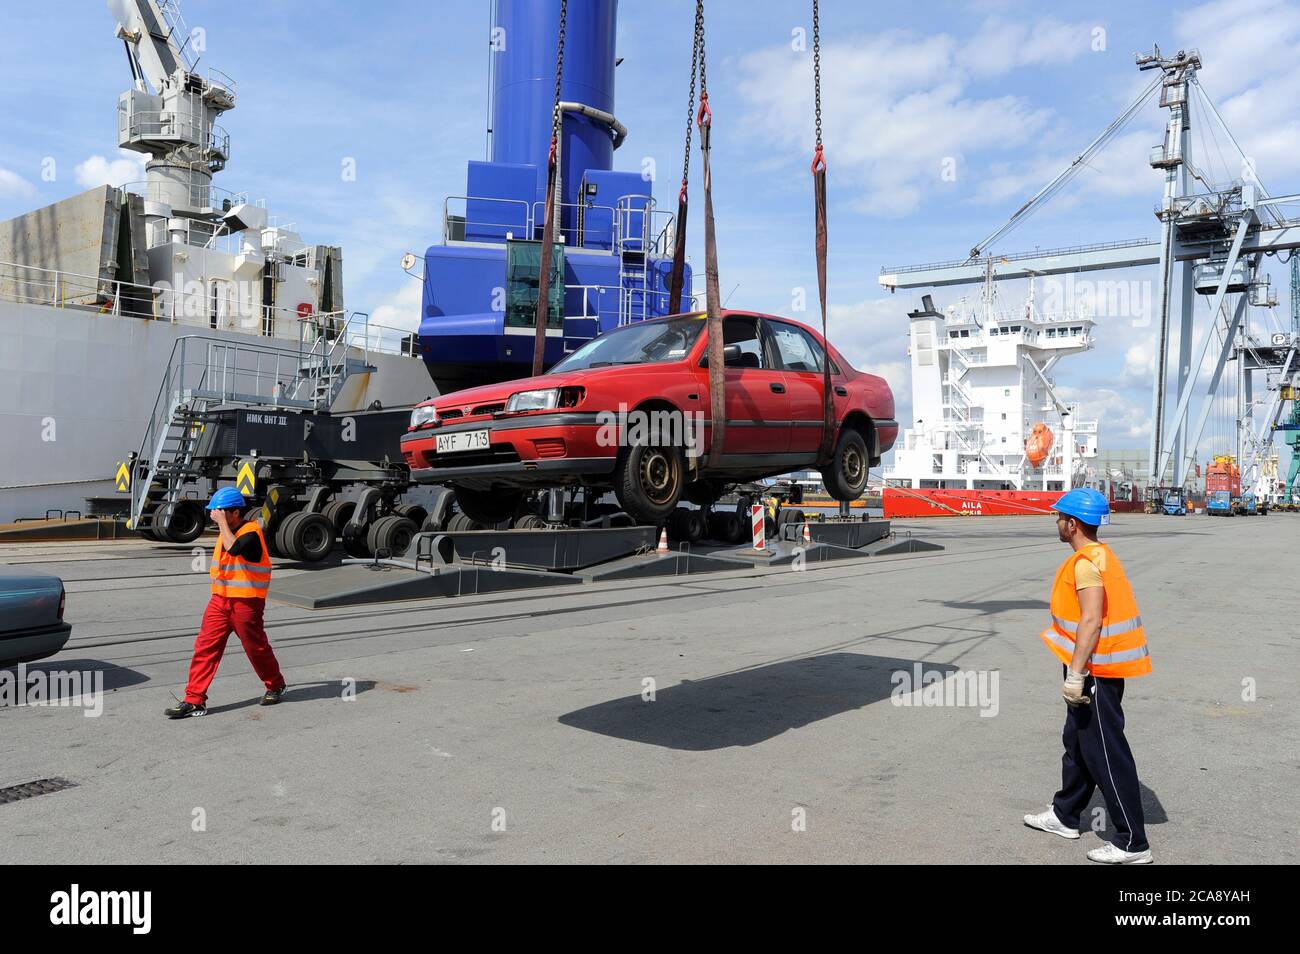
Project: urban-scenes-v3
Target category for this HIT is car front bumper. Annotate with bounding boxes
[401,412,618,489]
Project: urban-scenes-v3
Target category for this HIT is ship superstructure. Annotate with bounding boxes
[0,0,431,523]
[886,281,1098,492]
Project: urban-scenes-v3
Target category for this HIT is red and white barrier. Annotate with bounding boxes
[751,503,765,551]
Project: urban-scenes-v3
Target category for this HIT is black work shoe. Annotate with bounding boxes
[165,701,206,719]
[260,686,286,706]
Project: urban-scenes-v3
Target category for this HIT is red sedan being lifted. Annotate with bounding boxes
[401,311,898,526]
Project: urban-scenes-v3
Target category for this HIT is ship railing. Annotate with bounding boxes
[118,107,230,160]
[561,283,699,349]
[530,200,622,250]
[123,179,250,213]
[442,194,676,258]
[0,259,396,349]
[204,68,238,105]
[442,196,532,245]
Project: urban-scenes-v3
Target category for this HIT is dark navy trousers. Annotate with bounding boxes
[1052,667,1149,852]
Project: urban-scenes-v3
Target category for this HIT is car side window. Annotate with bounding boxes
[770,322,823,372]
[701,317,766,369]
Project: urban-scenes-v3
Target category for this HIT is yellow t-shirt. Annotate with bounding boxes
[1075,556,1103,590]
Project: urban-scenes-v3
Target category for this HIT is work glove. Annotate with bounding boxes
[1062,669,1090,706]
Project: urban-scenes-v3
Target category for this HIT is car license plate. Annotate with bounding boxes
[436,429,489,454]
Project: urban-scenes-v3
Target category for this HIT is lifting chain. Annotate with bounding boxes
[668,3,704,315]
[548,0,568,164]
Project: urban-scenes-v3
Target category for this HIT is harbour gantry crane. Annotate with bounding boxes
[878,46,1300,494]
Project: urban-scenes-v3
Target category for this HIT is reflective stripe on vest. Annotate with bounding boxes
[210,520,272,599]
[1040,542,1151,678]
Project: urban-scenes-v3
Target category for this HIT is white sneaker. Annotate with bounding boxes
[1023,807,1080,840]
[1087,843,1153,864]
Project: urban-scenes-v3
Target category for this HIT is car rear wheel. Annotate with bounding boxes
[453,486,522,525]
[615,443,684,526]
[823,429,870,501]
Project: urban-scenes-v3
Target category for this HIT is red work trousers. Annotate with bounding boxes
[183,594,286,704]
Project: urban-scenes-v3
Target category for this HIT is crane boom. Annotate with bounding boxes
[108,0,193,92]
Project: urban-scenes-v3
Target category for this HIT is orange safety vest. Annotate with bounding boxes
[1040,542,1151,678]
[210,519,272,599]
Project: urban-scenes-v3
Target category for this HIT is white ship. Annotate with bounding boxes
[885,279,1098,492]
[0,1,433,524]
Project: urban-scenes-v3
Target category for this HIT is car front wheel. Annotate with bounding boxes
[823,428,870,501]
[615,443,685,525]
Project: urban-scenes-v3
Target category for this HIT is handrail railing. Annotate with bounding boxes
[0,259,415,357]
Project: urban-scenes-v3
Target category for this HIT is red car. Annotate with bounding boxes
[400,311,898,526]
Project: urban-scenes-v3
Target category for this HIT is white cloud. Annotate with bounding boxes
[1123,342,1155,385]
[733,18,1100,217]
[958,18,1097,77]
[0,167,36,199]
[1060,386,1152,440]
[369,279,423,334]
[74,151,148,189]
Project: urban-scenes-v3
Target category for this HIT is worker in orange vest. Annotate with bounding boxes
[1023,488,1153,864]
[165,487,286,719]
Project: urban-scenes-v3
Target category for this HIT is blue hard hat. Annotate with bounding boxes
[206,487,247,511]
[1052,487,1110,526]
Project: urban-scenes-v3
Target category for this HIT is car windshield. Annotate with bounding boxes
[548,316,705,373]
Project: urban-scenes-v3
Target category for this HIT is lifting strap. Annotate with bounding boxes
[695,0,726,467]
[532,0,568,377]
[668,20,702,315]
[811,0,835,466]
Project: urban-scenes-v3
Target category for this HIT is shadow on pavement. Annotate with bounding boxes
[0,659,149,706]
[558,653,958,751]
[206,679,376,714]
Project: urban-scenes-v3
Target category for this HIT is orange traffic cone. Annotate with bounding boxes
[657,528,670,554]
[802,522,812,544]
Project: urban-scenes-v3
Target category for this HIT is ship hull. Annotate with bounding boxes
[882,487,1065,517]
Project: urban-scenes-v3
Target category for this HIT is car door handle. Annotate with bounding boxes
[769,382,785,393]
[834,385,848,396]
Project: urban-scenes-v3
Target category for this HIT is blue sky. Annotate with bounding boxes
[2,0,1297,474]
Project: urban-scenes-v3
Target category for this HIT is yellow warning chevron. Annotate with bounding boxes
[236,461,256,496]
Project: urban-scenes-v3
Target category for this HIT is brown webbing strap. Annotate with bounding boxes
[811,0,834,466]
[695,2,725,467]
[532,0,568,377]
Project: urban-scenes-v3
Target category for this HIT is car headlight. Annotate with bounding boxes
[410,405,438,428]
[505,388,560,413]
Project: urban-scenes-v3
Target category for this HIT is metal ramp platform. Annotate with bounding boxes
[268,519,943,609]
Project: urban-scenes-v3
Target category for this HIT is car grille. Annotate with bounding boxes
[426,447,521,469]
[439,409,463,420]
[472,402,505,416]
